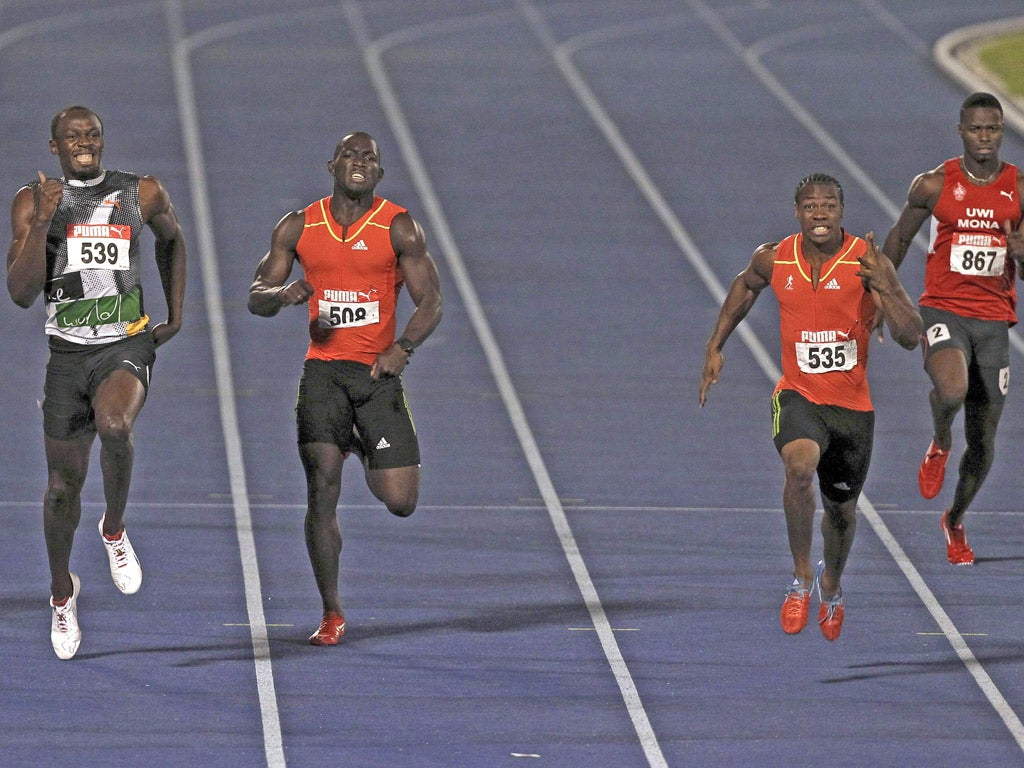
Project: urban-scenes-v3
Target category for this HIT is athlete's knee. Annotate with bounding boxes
[932,380,968,409]
[782,455,817,489]
[44,473,84,514]
[387,500,417,518]
[94,412,135,446]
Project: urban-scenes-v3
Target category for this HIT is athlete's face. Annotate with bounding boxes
[328,133,383,197]
[795,183,844,249]
[50,111,104,181]
[959,106,1003,163]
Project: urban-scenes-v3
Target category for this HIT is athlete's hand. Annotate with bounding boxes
[857,233,897,341]
[370,344,410,380]
[33,171,62,223]
[277,279,314,306]
[699,349,723,407]
[1005,219,1024,270]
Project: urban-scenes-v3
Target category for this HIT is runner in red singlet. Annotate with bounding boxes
[700,174,921,640]
[248,132,443,646]
[884,92,1024,565]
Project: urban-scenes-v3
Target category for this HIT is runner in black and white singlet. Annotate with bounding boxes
[7,105,187,659]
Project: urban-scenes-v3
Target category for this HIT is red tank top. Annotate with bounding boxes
[295,195,407,364]
[921,158,1020,323]
[771,232,875,412]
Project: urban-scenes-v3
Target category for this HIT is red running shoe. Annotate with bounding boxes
[818,599,844,641]
[309,611,346,645]
[815,560,844,641]
[941,510,975,566]
[780,578,811,635]
[918,440,950,499]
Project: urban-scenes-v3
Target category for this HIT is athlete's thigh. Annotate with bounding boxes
[296,359,356,448]
[817,406,874,504]
[966,319,1010,404]
[352,375,420,470]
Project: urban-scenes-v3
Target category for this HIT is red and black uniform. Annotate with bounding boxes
[293,196,419,469]
[769,231,876,504]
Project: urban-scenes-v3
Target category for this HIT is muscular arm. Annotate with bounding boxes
[140,176,186,346]
[247,211,313,317]
[7,172,63,307]
[698,243,774,406]
[856,233,922,349]
[370,211,443,379]
[882,166,943,270]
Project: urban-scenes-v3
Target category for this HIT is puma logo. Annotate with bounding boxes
[999,189,1015,201]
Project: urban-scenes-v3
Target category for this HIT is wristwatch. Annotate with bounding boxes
[396,337,415,356]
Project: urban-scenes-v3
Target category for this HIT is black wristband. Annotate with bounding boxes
[396,337,415,355]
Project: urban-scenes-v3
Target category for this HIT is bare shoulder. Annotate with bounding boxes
[271,209,305,246]
[907,163,945,202]
[138,174,173,219]
[390,210,427,254]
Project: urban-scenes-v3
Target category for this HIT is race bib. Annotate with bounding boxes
[65,224,131,272]
[949,231,1006,277]
[795,340,858,374]
[317,299,380,329]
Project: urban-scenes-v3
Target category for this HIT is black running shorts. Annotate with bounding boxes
[43,332,156,440]
[296,358,420,470]
[920,305,1010,404]
[771,388,874,504]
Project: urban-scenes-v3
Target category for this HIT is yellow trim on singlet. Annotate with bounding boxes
[775,234,863,284]
[310,197,390,244]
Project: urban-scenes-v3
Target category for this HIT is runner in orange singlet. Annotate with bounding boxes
[248,132,443,645]
[884,92,1024,565]
[700,174,921,641]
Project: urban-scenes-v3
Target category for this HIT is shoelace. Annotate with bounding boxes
[53,604,72,632]
[819,602,842,623]
[105,536,131,569]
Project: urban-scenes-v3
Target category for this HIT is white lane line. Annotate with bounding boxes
[163,2,285,766]
[340,2,668,766]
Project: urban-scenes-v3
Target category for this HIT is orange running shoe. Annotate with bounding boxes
[780,578,811,634]
[918,440,950,499]
[309,611,346,646]
[941,510,975,566]
[815,560,844,641]
[817,599,844,641]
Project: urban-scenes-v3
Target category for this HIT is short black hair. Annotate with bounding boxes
[50,106,103,140]
[794,173,843,206]
[960,92,1002,122]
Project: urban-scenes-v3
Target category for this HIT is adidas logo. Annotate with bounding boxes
[352,239,368,251]
[823,278,841,290]
[376,437,391,450]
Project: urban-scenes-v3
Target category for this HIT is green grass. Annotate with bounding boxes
[977,32,1024,98]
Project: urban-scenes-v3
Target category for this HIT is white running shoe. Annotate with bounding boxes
[98,516,142,595]
[50,573,82,660]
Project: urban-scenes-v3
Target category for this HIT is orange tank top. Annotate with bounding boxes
[295,195,407,364]
[771,232,875,412]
